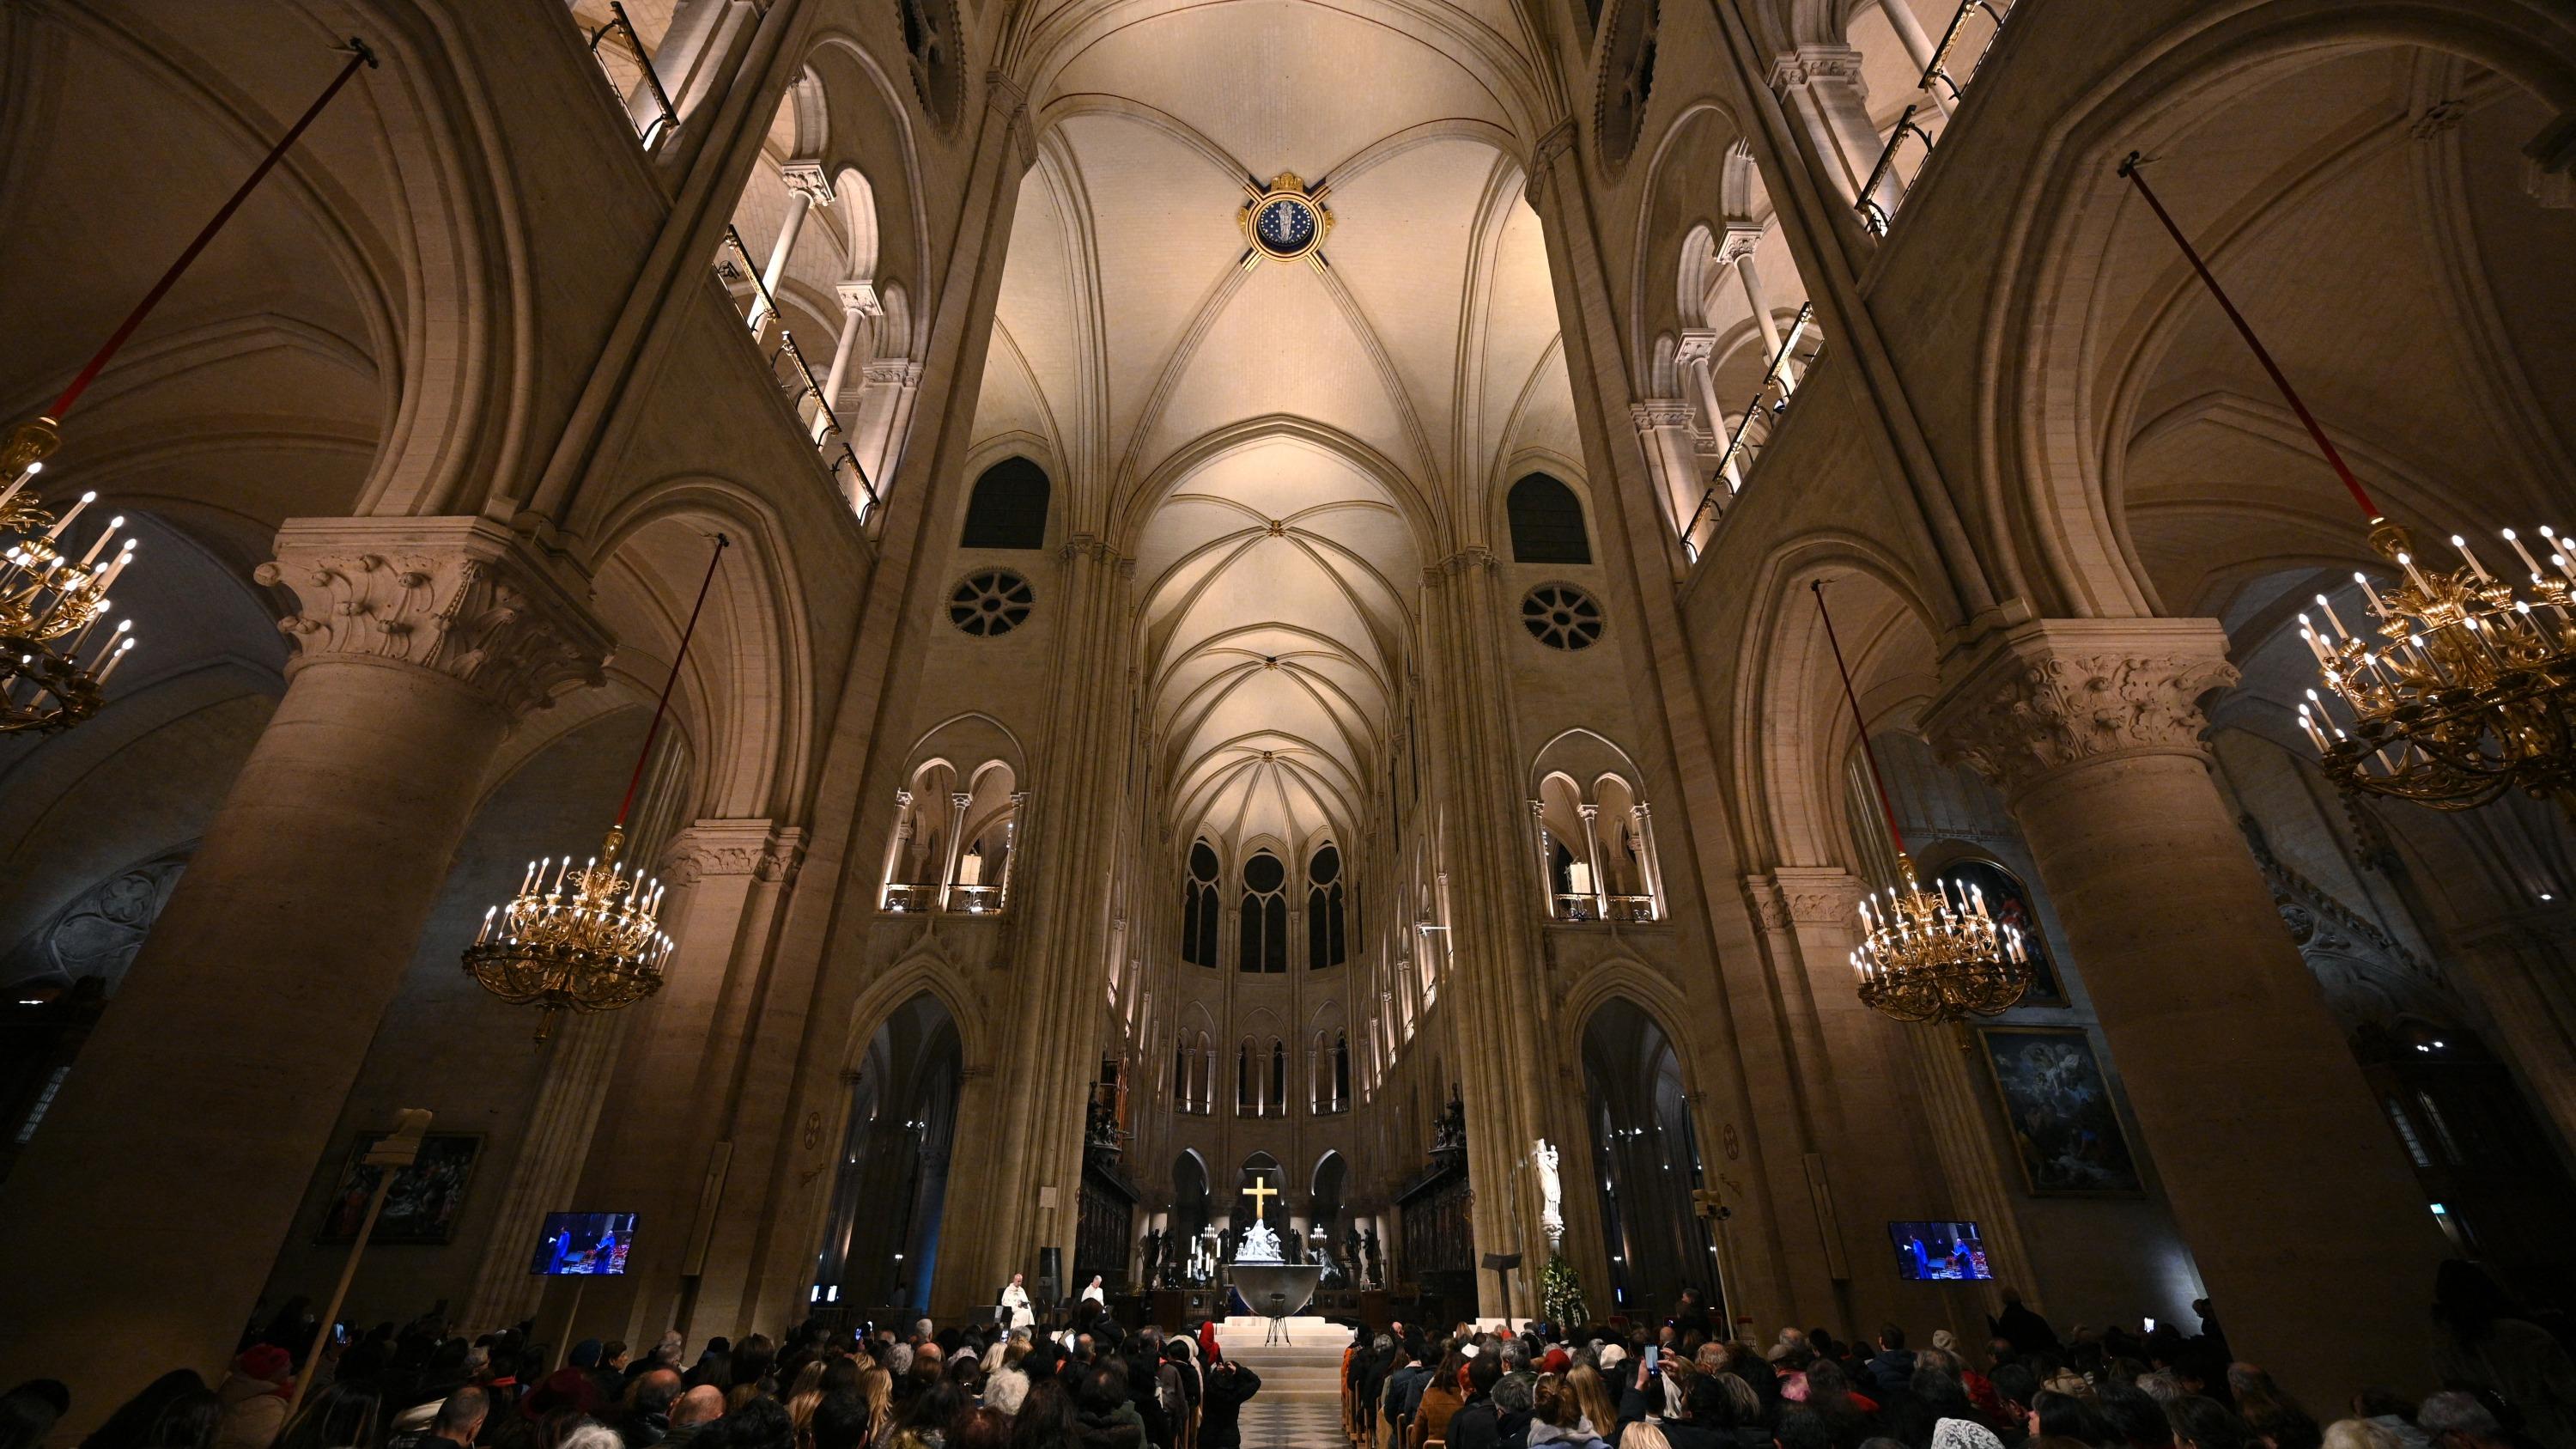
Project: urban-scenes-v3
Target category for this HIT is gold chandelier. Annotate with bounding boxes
[0,421,138,733]
[2296,524,2576,816]
[1852,855,2030,1022]
[2121,153,2576,822]
[1813,580,2032,1023]
[465,533,727,1039]
[0,42,376,737]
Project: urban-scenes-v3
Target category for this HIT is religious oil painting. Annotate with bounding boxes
[1980,1028,2142,1196]
[316,1132,483,1244]
[1941,857,2066,1005]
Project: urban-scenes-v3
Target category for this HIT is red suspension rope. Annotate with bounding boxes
[2117,152,2381,523]
[616,533,729,830]
[51,41,379,420]
[1811,579,1909,857]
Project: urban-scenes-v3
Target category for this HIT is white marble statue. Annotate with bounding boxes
[1533,1138,1564,1247]
[1235,1219,1284,1263]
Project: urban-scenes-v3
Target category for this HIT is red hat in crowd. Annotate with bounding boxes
[1540,1348,1571,1374]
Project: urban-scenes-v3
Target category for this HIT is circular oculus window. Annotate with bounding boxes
[949,569,1034,636]
[1522,583,1605,650]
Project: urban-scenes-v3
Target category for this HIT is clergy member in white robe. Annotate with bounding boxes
[1001,1271,1033,1331]
[1081,1275,1106,1308]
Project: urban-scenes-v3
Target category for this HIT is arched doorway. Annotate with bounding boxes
[1582,997,1716,1317]
[1170,1151,1212,1284]
[812,992,960,1315]
[1311,1150,1349,1278]
[1235,1151,1288,1254]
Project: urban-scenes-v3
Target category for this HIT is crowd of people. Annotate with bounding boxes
[1339,1264,2576,1449]
[0,1306,1256,1449]
[5,1262,2573,1449]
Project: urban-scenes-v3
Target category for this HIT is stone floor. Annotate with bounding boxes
[1217,1318,1352,1449]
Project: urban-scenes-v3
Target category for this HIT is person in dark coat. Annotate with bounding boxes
[1449,1357,1507,1449]
[1862,1328,1917,1407]
[1197,1358,1261,1449]
[1987,1293,2058,1359]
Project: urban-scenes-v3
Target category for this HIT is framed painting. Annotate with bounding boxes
[1941,857,2067,1005]
[316,1131,483,1245]
[1979,1027,2142,1196]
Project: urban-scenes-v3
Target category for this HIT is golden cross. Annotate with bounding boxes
[1242,1173,1279,1216]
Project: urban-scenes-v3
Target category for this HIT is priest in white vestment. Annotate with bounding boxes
[1000,1271,1033,1331]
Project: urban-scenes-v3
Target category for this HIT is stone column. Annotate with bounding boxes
[745,161,832,336]
[1874,0,1951,114]
[1925,618,2450,1398]
[1771,46,1894,218]
[0,517,608,1416]
[1629,399,1704,541]
[812,281,882,443]
[569,818,806,1345]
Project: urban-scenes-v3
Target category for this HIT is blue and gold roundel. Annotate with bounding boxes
[1255,197,1317,255]
[1242,173,1331,262]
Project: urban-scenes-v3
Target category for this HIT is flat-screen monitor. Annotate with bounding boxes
[1889,1220,1991,1282]
[531,1211,636,1276]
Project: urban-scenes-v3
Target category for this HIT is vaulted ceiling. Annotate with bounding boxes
[974,0,1581,849]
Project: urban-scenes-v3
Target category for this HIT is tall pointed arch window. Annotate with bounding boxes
[1239,851,1288,972]
[1182,841,1222,967]
[959,457,1049,549]
[1507,472,1591,563]
[1334,1031,1352,1110]
[1306,844,1347,970]
[1268,1038,1287,1117]
[1236,1038,1255,1115]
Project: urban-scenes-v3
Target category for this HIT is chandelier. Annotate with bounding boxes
[2121,153,2576,821]
[1813,580,2031,1023]
[0,422,138,733]
[0,42,377,737]
[1852,855,2030,1022]
[465,533,728,1039]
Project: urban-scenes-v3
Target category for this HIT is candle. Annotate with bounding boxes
[2296,704,2328,752]
[2396,551,2435,598]
[43,491,95,542]
[2315,594,2353,641]
[2355,571,2391,618]
[2451,535,2493,583]
[94,636,134,684]
[2298,620,2331,666]
[75,516,122,569]
[2503,528,2546,579]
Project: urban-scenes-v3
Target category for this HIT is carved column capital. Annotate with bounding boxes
[1674,329,1720,366]
[657,820,806,890]
[835,280,884,317]
[780,159,836,204]
[253,516,611,718]
[1924,618,2240,800]
[1630,399,1695,431]
[1770,44,1867,93]
[1741,875,1792,932]
[1525,117,1578,205]
[1715,224,1765,267]
[1771,865,1867,926]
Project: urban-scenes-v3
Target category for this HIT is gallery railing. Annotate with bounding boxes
[720,227,883,525]
[1856,0,2018,238]
[1680,302,1818,561]
[580,3,678,150]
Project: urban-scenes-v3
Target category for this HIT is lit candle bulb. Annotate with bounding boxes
[2502,528,2547,579]
[2298,618,2331,666]
[94,636,134,685]
[75,516,123,569]
[2451,534,2493,583]
[2355,571,2392,618]
[2296,703,2328,752]
[98,540,137,592]
[43,491,95,542]
[2395,551,2435,598]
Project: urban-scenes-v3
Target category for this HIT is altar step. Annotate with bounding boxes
[1218,1325,1356,1449]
